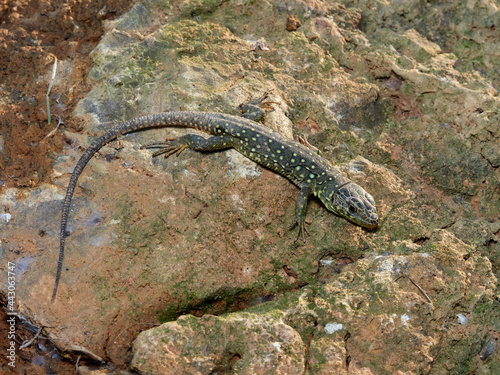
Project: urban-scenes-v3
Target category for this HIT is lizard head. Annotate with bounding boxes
[318,180,378,229]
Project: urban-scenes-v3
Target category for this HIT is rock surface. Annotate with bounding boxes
[131,313,305,374]
[1,0,499,373]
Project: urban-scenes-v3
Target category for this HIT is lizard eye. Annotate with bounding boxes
[348,205,357,215]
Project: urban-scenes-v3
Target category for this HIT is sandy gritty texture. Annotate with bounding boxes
[1,0,499,374]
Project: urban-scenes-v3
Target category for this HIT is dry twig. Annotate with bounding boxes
[394,274,433,305]
[46,57,58,125]
[19,326,43,350]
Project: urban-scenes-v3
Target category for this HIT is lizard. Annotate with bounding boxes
[52,94,378,300]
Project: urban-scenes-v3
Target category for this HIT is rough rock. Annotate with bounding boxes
[1,0,499,373]
[131,313,305,374]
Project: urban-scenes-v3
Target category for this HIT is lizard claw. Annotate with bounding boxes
[239,89,279,121]
[289,221,309,243]
[141,139,188,158]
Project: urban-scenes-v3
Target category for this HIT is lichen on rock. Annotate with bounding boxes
[1,0,499,372]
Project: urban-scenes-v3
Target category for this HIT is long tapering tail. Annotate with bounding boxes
[51,111,233,300]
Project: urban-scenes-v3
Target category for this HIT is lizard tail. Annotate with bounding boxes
[51,112,224,300]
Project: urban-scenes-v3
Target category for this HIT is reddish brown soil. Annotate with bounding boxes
[0,0,137,372]
[0,301,75,374]
[0,0,137,187]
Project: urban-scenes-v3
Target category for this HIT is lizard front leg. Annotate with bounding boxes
[290,183,314,243]
[239,89,277,121]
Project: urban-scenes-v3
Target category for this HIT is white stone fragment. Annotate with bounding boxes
[325,323,343,334]
[0,213,11,223]
[457,314,467,325]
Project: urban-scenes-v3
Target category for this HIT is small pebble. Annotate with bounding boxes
[1,213,12,223]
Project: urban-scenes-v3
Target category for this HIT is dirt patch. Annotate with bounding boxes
[0,0,138,187]
[0,296,76,374]
[0,0,136,371]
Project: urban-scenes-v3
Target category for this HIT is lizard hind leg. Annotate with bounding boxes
[141,137,189,158]
[142,134,236,159]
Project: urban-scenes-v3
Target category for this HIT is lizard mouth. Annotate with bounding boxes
[360,215,379,229]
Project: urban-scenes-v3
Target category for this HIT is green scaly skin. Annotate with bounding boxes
[52,101,378,300]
